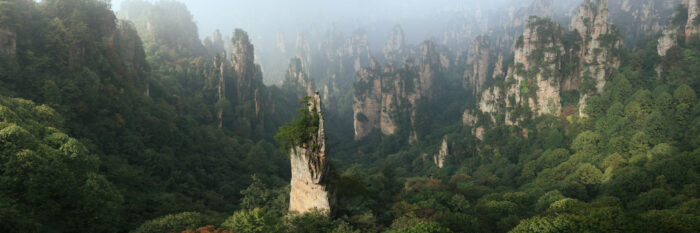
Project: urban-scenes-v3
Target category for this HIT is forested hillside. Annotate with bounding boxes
[0,0,293,231]
[0,0,698,233]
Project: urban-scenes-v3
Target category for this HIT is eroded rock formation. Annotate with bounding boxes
[463,36,495,94]
[289,93,332,215]
[658,0,700,56]
[686,0,700,38]
[610,0,681,38]
[658,27,678,56]
[383,25,406,64]
[353,41,451,141]
[433,137,449,168]
[507,17,565,118]
[203,29,225,56]
[231,29,266,118]
[283,57,315,100]
[473,0,623,137]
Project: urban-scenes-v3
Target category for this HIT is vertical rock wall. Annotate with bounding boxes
[282,57,315,100]
[289,93,332,215]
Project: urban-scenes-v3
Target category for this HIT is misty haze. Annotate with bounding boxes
[0,0,698,232]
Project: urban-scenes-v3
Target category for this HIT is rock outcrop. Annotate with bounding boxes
[118,0,206,57]
[419,41,451,99]
[463,36,495,94]
[462,109,476,127]
[433,137,449,168]
[289,93,332,215]
[283,57,315,100]
[686,0,700,38]
[472,0,623,136]
[231,29,266,118]
[214,52,227,129]
[353,59,383,140]
[203,29,225,56]
[353,41,451,141]
[658,0,700,56]
[508,17,564,117]
[571,0,622,94]
[658,27,678,56]
[383,25,406,64]
[609,0,681,38]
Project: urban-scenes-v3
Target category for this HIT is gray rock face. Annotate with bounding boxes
[463,36,494,94]
[657,0,699,57]
[573,0,623,116]
[352,41,450,141]
[433,137,449,168]
[686,0,700,38]
[610,0,681,38]
[658,27,678,56]
[508,18,563,117]
[462,109,476,127]
[353,60,383,140]
[283,57,315,100]
[474,0,624,132]
[0,27,16,58]
[119,0,206,56]
[289,93,332,215]
[232,29,257,92]
[231,29,265,117]
[383,25,406,64]
[214,52,227,129]
[203,29,225,56]
[573,0,621,94]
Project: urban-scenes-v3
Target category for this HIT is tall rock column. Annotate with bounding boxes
[231,29,259,101]
[214,52,226,129]
[231,28,266,119]
[353,60,382,140]
[289,93,332,215]
[464,36,493,94]
[686,0,700,38]
[282,57,315,100]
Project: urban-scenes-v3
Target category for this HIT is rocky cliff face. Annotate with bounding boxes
[658,27,678,56]
[419,41,451,100]
[383,25,406,64]
[473,0,623,134]
[119,0,206,57]
[463,36,495,94]
[283,57,315,100]
[609,0,681,39]
[508,17,565,117]
[289,93,332,215]
[353,41,451,141]
[353,59,383,140]
[231,29,266,117]
[658,0,700,56]
[686,0,700,38]
[214,52,227,128]
[433,137,449,168]
[572,0,622,93]
[203,29,225,56]
[0,27,16,59]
